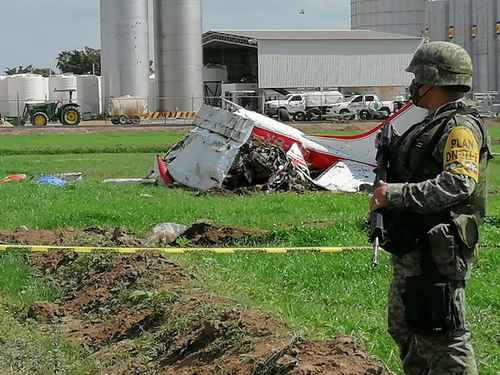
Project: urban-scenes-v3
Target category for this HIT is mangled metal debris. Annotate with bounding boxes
[152,102,428,193]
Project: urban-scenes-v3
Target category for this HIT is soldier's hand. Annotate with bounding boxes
[370,181,389,211]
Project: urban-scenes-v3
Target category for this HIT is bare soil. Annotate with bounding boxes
[26,251,388,374]
[0,222,268,248]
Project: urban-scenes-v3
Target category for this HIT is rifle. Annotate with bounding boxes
[370,121,392,266]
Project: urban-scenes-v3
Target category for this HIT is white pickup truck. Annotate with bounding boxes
[265,91,344,121]
[326,94,402,120]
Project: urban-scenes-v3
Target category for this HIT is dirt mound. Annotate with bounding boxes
[182,220,267,247]
[26,252,388,374]
[0,227,142,247]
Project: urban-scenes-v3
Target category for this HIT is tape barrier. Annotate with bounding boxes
[0,244,371,255]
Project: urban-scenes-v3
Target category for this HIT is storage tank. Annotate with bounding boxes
[49,74,78,103]
[471,0,489,92]
[6,74,48,117]
[77,75,102,116]
[100,0,150,105]
[155,0,203,112]
[425,1,449,41]
[351,0,427,37]
[448,0,473,53]
[0,76,8,116]
[497,1,500,91]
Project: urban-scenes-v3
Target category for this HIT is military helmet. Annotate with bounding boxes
[406,41,473,92]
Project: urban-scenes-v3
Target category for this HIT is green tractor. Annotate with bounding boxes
[22,89,81,127]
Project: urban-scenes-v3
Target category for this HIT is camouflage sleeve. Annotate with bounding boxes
[386,117,482,214]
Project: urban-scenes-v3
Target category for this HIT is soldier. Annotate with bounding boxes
[370,41,492,374]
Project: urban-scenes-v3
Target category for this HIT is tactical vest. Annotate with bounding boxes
[385,102,492,249]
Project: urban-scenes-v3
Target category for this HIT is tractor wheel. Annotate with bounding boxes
[61,107,81,126]
[31,112,49,127]
[119,115,128,125]
[111,118,120,125]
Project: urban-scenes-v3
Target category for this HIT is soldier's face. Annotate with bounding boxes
[409,80,433,108]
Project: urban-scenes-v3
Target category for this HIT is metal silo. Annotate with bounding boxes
[448,0,473,53]
[100,0,150,106]
[425,1,449,41]
[155,0,203,112]
[351,0,427,37]
[496,0,500,91]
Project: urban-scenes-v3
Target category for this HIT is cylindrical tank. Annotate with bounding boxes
[100,0,150,107]
[470,0,499,92]
[156,0,203,111]
[77,75,102,116]
[49,74,78,103]
[497,0,500,91]
[448,0,473,53]
[0,76,8,116]
[6,74,48,117]
[351,0,427,37]
[425,1,449,42]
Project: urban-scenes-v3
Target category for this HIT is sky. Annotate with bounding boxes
[0,0,350,71]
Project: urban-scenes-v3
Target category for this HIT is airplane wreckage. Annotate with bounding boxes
[150,101,428,193]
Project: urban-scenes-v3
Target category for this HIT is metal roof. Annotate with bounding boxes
[207,30,422,41]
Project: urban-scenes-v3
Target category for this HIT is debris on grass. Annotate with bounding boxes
[0,174,27,184]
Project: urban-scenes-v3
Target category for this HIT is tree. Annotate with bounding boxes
[56,47,101,75]
[4,65,55,77]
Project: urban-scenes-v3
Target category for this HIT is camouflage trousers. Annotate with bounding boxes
[388,256,478,375]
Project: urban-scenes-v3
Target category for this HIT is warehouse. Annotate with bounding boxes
[202,30,423,103]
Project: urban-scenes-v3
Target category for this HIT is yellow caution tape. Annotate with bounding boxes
[0,244,371,255]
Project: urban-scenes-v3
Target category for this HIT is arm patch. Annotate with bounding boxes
[443,127,480,183]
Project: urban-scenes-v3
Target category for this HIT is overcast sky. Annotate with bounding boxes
[0,0,350,71]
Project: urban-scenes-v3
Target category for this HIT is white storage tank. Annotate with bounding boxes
[6,74,48,117]
[49,74,78,103]
[156,0,203,111]
[100,0,150,100]
[77,75,102,116]
[0,76,8,116]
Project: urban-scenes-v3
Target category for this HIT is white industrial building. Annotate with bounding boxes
[351,0,500,93]
[202,30,423,103]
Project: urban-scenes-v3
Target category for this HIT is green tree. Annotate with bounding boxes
[56,47,101,75]
[4,65,55,77]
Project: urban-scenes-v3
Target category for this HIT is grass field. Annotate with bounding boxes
[0,125,499,374]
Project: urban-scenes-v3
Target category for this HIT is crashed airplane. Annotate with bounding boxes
[153,101,428,193]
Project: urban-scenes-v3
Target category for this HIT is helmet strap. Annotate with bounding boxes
[409,81,433,107]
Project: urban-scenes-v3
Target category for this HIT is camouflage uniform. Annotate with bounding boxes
[382,42,492,374]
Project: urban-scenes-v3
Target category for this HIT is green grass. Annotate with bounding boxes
[0,251,59,306]
[175,248,500,374]
[0,128,498,374]
[0,131,185,155]
[0,252,95,374]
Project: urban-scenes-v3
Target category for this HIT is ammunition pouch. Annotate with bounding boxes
[427,213,479,279]
[402,276,465,336]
